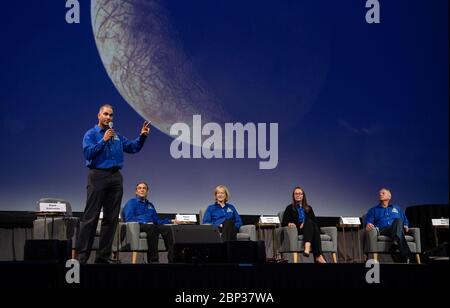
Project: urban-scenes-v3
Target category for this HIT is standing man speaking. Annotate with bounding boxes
[77,104,150,264]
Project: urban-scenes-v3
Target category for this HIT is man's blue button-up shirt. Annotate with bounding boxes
[122,197,170,225]
[83,125,146,169]
[364,204,409,230]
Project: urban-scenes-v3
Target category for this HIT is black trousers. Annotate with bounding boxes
[298,219,323,256]
[76,169,123,263]
[219,220,238,241]
[380,218,411,258]
[140,224,174,263]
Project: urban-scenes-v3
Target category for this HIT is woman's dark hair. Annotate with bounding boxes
[291,186,311,212]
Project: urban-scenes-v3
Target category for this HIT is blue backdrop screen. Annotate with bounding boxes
[0,0,448,216]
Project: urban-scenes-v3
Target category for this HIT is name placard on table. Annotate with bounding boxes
[432,218,449,227]
[38,202,66,213]
[339,217,361,225]
[176,214,197,224]
[259,216,280,224]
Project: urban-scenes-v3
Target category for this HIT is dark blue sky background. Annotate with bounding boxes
[0,0,448,216]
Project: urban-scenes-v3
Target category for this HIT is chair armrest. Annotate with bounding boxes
[275,226,298,252]
[408,227,421,253]
[320,226,337,252]
[239,224,256,241]
[122,222,141,251]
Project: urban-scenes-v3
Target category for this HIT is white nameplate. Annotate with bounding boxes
[176,214,197,223]
[339,217,361,225]
[432,218,449,227]
[259,216,280,224]
[38,202,66,213]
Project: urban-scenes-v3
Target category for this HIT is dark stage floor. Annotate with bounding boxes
[0,260,448,291]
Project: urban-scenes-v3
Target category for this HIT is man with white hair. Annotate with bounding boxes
[364,188,412,262]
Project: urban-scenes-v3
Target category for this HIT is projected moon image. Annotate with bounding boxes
[91,0,329,145]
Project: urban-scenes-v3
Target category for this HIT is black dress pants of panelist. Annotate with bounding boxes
[140,224,174,263]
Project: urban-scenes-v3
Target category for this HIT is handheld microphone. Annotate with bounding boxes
[108,122,114,142]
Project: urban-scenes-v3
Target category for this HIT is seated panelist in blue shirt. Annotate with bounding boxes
[281,186,326,263]
[123,182,180,263]
[202,185,243,241]
[364,188,411,262]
